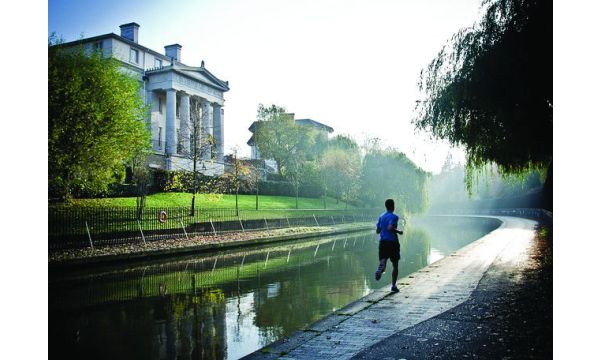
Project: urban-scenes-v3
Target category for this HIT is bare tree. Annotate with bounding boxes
[129,148,152,220]
[184,98,216,216]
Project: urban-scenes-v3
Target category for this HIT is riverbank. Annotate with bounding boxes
[48,223,372,269]
[244,215,552,359]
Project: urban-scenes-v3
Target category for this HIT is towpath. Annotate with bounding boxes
[244,215,552,359]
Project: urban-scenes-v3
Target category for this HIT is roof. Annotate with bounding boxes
[56,33,229,92]
[247,118,334,144]
[295,119,334,133]
[248,119,333,133]
[146,62,230,92]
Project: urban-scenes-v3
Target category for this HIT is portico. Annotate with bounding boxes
[145,62,228,175]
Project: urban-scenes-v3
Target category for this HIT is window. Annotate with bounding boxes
[176,97,180,117]
[130,48,139,63]
[158,96,163,114]
[93,41,103,51]
[154,58,162,68]
[158,127,162,149]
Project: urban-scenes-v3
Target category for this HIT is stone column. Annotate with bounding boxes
[212,104,224,163]
[165,89,177,168]
[180,93,190,155]
[201,99,213,160]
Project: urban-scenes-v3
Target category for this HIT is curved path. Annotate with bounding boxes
[244,216,542,359]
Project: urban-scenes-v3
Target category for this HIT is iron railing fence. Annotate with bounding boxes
[48,206,380,250]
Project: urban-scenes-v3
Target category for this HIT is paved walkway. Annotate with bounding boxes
[244,216,549,359]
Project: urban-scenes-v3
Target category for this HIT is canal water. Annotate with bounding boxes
[49,216,500,360]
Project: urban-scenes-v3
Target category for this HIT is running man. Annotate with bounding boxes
[375,199,404,292]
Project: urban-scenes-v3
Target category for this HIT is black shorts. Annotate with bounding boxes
[379,240,400,262]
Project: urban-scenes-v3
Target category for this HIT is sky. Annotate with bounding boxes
[48,0,484,173]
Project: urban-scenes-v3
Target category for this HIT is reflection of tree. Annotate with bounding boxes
[251,235,376,337]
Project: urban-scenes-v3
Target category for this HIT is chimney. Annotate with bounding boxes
[119,22,140,43]
[165,44,182,62]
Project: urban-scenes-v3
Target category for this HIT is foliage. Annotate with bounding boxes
[154,170,227,203]
[253,104,316,176]
[328,134,360,152]
[48,38,150,201]
[414,0,552,183]
[360,149,429,214]
[319,147,361,205]
[223,152,256,195]
[428,156,546,211]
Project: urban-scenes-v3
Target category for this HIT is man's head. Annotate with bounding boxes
[385,199,394,212]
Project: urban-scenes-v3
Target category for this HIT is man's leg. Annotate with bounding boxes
[390,259,399,292]
[391,260,398,285]
[375,258,387,281]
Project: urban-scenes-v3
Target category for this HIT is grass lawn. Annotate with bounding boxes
[69,192,355,209]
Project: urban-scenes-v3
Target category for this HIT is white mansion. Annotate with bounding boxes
[61,22,229,175]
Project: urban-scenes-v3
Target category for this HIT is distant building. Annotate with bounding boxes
[246,114,334,172]
[58,22,229,175]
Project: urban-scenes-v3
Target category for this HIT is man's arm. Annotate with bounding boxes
[387,216,403,235]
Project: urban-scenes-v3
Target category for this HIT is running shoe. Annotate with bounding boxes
[391,285,399,293]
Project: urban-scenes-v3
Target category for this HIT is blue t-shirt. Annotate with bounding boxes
[376,211,399,241]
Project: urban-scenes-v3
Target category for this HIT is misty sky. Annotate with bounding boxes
[48,0,484,173]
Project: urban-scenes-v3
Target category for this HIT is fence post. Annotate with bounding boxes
[209,217,217,236]
[313,214,320,227]
[331,216,335,226]
[264,217,269,230]
[85,221,94,250]
[211,256,218,275]
[137,220,146,245]
[264,250,270,268]
[180,220,189,240]
[239,218,245,233]
[286,216,291,228]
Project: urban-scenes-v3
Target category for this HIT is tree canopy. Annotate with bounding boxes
[319,147,361,206]
[48,41,150,201]
[360,149,430,214]
[414,0,552,178]
[253,104,315,177]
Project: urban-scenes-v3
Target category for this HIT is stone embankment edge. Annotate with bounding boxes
[244,215,507,359]
[49,224,373,270]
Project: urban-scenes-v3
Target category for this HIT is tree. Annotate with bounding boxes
[48,39,150,201]
[328,134,360,153]
[222,149,255,215]
[253,104,315,177]
[319,147,361,208]
[185,99,216,215]
[360,149,429,214]
[414,0,552,185]
[129,148,152,220]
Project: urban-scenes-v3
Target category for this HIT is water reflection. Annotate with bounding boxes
[49,216,499,359]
